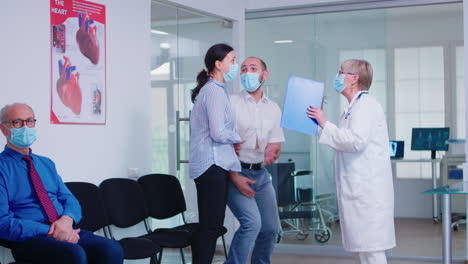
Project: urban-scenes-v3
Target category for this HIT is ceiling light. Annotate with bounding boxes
[274,40,293,44]
[151,30,169,35]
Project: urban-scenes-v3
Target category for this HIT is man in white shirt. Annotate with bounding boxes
[226,57,285,264]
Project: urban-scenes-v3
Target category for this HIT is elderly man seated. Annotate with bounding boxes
[0,103,124,264]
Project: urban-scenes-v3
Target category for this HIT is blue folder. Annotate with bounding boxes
[281,75,324,136]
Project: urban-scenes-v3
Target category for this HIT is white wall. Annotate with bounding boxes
[167,0,243,21]
[0,0,152,185]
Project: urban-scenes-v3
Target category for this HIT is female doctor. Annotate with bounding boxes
[307,59,395,264]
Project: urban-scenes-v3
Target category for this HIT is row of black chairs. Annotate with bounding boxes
[65,173,228,264]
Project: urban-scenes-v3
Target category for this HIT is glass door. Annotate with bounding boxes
[150,1,233,224]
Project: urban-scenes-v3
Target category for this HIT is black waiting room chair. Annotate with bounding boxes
[66,181,161,264]
[137,173,229,263]
[0,239,32,264]
[65,182,110,233]
[99,178,168,264]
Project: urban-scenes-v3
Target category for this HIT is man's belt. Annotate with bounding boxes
[241,162,263,170]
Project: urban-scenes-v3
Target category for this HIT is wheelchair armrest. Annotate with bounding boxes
[291,170,312,177]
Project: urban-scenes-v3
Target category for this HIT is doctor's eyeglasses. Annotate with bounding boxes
[338,71,356,75]
[3,118,37,128]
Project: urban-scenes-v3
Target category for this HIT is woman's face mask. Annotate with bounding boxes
[241,72,263,92]
[223,64,239,83]
[333,74,346,93]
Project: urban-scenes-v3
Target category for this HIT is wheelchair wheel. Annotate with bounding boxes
[314,227,332,243]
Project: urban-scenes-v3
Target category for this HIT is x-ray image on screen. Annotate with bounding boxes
[411,128,449,151]
[389,140,404,159]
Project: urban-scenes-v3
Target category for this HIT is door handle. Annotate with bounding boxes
[176,110,190,170]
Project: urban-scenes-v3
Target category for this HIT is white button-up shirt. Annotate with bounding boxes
[231,89,285,163]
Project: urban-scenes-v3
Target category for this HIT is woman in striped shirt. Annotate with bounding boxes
[189,43,242,264]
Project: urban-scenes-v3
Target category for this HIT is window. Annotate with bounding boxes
[394,47,445,179]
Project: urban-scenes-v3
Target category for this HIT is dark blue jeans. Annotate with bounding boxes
[10,230,124,264]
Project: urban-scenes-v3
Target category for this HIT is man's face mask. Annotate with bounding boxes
[10,126,37,148]
[241,72,263,92]
[223,64,239,83]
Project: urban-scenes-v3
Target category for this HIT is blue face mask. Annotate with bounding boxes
[334,74,345,93]
[241,72,263,92]
[10,126,36,148]
[223,64,239,83]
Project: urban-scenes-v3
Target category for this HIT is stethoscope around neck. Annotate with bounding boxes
[344,91,368,119]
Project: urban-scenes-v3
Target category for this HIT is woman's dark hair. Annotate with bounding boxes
[191,43,234,103]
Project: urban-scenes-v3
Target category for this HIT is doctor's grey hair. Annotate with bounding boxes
[342,59,373,91]
[0,103,34,123]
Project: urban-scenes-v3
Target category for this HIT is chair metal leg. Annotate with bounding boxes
[180,248,186,264]
[159,248,164,264]
[221,234,228,259]
[150,255,158,264]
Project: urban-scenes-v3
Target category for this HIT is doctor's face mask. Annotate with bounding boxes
[333,74,346,93]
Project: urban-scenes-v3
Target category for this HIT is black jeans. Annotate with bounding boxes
[191,164,229,264]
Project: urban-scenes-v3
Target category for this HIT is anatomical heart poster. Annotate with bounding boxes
[50,0,106,124]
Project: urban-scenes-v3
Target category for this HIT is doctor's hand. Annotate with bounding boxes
[263,142,281,166]
[229,172,256,198]
[307,106,327,128]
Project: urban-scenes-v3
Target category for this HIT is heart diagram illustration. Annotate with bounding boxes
[76,13,99,65]
[56,56,82,115]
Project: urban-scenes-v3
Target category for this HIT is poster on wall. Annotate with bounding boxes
[50,0,106,125]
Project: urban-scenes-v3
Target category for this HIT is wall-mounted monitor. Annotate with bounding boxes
[411,127,450,151]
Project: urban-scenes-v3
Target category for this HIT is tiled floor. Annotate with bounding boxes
[268,254,448,264]
[158,251,458,264]
[279,217,467,259]
[127,218,467,263]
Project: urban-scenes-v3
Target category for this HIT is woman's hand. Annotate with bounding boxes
[307,106,327,128]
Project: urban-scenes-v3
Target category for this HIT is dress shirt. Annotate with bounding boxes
[189,78,242,179]
[231,89,285,163]
[0,145,82,242]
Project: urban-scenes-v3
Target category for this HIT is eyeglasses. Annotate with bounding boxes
[3,119,37,128]
[338,71,356,75]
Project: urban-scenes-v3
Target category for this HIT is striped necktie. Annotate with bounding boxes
[23,155,59,223]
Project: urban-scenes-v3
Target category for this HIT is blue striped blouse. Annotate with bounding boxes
[189,78,241,180]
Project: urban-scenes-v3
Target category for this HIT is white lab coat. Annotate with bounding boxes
[319,91,396,252]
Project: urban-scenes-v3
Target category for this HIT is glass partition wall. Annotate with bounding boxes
[150,1,233,226]
[149,0,464,261]
[246,2,463,260]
